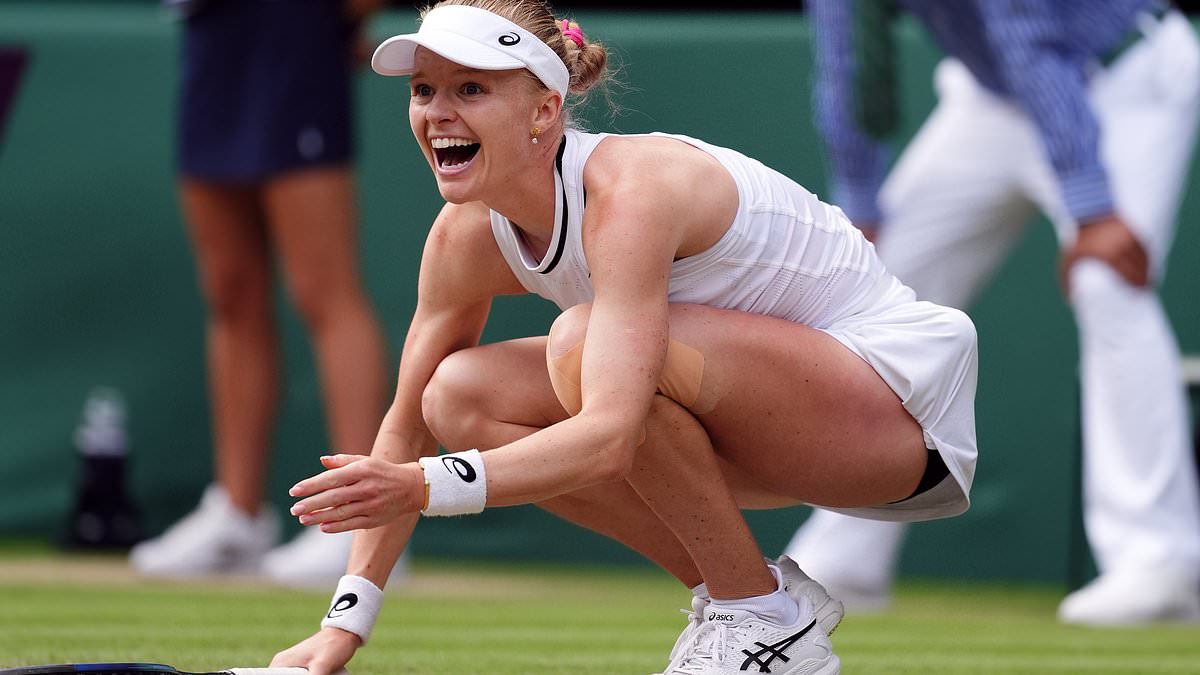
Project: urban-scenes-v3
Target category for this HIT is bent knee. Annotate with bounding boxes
[546,304,591,415]
[422,351,493,448]
[547,303,591,358]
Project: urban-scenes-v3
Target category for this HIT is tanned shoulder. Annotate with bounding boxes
[420,201,526,305]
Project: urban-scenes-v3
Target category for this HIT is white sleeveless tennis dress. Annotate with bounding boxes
[490,128,978,521]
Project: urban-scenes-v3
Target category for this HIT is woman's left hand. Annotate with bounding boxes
[289,454,425,532]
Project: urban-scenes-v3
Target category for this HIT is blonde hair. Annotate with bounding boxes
[420,0,610,99]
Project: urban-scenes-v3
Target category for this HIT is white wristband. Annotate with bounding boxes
[320,574,383,644]
[418,449,488,516]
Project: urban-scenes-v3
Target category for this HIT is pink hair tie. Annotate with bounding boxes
[561,19,585,48]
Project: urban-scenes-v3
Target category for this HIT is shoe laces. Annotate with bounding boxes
[659,604,705,673]
[672,619,753,674]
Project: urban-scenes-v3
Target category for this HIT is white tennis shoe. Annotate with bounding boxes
[655,559,843,675]
[1058,570,1200,626]
[774,556,845,636]
[130,484,278,577]
[261,527,409,588]
[667,606,839,675]
[653,595,709,675]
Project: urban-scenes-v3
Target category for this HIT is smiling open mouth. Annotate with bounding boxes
[431,137,480,169]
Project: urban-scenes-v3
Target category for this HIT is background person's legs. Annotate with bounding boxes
[262,167,387,462]
[185,181,280,514]
[130,179,281,577]
[787,59,1036,610]
[1039,13,1200,624]
[1061,261,1200,623]
[259,166,393,586]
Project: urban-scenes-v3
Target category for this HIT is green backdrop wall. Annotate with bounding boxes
[1,4,1197,586]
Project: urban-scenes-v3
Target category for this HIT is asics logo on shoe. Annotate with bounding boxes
[327,592,358,619]
[739,619,816,673]
[707,612,736,622]
[441,457,477,482]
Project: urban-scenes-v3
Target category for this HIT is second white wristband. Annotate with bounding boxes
[418,449,488,516]
[320,574,383,644]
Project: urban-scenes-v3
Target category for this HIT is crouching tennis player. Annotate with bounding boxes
[271,2,979,673]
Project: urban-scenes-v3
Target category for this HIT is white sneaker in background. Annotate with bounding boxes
[130,484,279,577]
[261,527,409,589]
[668,605,839,675]
[1058,570,1200,626]
[653,594,708,675]
[784,511,903,614]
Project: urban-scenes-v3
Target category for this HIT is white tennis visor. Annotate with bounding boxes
[371,5,570,97]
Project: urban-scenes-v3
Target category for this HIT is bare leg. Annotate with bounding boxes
[180,179,278,514]
[425,301,940,598]
[264,167,388,456]
[422,337,704,587]
[626,395,775,599]
[667,304,932,507]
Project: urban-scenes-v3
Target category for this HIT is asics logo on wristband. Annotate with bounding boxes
[327,592,359,619]
[442,456,478,482]
[322,575,383,644]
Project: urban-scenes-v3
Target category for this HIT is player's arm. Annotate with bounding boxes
[310,147,682,509]
[328,199,526,585]
[288,141,706,512]
[270,200,523,675]
[434,140,685,505]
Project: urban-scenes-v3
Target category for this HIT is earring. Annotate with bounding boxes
[531,127,540,145]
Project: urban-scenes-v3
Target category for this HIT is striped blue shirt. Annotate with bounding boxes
[810,0,1155,224]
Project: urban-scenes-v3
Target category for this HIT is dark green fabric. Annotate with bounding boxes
[1101,2,1170,66]
[853,0,900,139]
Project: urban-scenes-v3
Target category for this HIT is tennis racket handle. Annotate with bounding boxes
[225,669,349,675]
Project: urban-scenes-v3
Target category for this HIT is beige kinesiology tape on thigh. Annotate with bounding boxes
[546,335,707,416]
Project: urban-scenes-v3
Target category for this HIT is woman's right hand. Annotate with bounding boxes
[269,627,361,675]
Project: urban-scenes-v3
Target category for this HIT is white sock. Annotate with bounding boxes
[710,590,801,625]
[691,582,710,601]
[708,565,807,625]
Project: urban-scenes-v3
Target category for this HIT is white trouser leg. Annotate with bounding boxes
[875,60,1039,309]
[784,509,907,596]
[1031,11,1200,580]
[1070,261,1200,576]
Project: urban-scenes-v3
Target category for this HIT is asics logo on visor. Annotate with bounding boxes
[498,32,521,46]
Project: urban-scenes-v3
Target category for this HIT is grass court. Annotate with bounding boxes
[1,547,1197,674]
